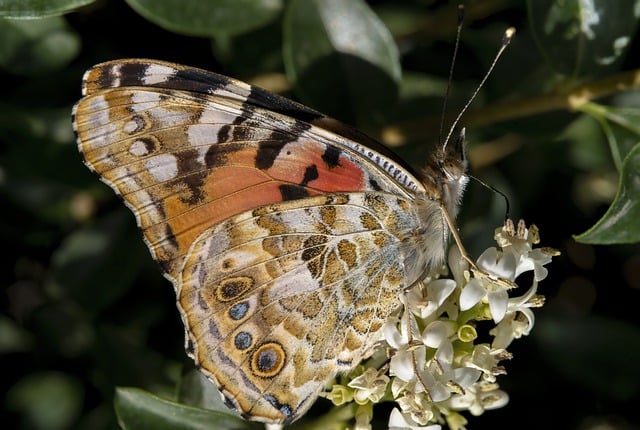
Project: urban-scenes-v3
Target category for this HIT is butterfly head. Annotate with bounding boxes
[399,128,468,280]
[422,127,469,217]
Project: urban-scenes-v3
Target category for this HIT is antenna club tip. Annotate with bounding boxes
[504,27,516,40]
[457,4,465,22]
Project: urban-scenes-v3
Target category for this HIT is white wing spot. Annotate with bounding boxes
[198,108,237,124]
[146,154,178,182]
[109,63,123,88]
[142,64,177,85]
[123,120,139,134]
[213,81,251,101]
[131,92,162,113]
[86,96,109,126]
[130,140,150,157]
[187,124,221,164]
[85,96,118,149]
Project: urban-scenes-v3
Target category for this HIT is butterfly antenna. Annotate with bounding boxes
[439,4,465,147]
[442,27,516,150]
[469,174,511,221]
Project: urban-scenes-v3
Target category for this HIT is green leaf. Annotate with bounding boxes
[528,0,640,78]
[3,177,75,225]
[282,0,401,125]
[565,114,612,171]
[0,0,93,18]
[124,0,282,38]
[375,4,426,39]
[211,20,283,77]
[114,387,258,430]
[598,106,640,166]
[0,103,74,145]
[0,315,33,353]
[0,16,80,75]
[178,371,232,414]
[574,142,640,244]
[50,209,150,312]
[6,372,83,430]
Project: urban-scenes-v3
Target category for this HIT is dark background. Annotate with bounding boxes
[2,1,639,429]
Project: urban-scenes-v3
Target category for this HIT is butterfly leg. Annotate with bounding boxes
[441,205,517,290]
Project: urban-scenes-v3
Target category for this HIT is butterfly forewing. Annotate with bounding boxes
[74,59,424,280]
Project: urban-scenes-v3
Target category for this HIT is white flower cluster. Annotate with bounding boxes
[324,220,558,430]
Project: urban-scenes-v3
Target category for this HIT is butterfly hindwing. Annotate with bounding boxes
[178,192,419,423]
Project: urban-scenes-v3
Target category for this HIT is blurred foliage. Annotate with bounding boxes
[1,0,639,429]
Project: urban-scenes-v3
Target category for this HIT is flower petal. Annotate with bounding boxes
[488,289,509,323]
[390,350,418,382]
[389,408,442,430]
[452,367,482,388]
[422,321,455,348]
[428,279,457,307]
[435,339,454,367]
[479,389,510,410]
[384,318,406,349]
[460,279,485,311]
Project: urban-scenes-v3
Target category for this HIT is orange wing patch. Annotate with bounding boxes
[75,87,371,281]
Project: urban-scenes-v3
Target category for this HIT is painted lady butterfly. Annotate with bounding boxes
[72,59,471,424]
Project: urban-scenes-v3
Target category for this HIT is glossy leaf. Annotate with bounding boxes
[6,372,83,430]
[0,0,93,18]
[283,0,401,124]
[0,315,33,353]
[50,209,148,312]
[528,0,639,78]
[574,141,640,244]
[124,0,282,38]
[0,16,80,75]
[210,19,283,77]
[595,105,640,168]
[178,371,234,414]
[115,388,258,430]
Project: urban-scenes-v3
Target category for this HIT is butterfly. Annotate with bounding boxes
[72,59,468,424]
